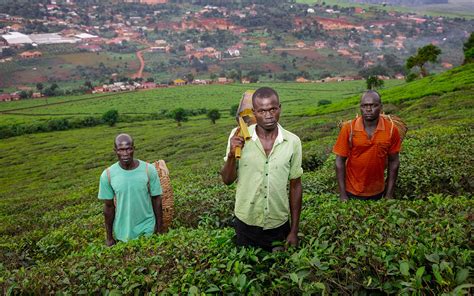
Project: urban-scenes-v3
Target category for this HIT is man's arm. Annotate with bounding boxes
[151,195,164,233]
[286,177,302,247]
[384,153,400,199]
[104,199,116,246]
[335,155,348,201]
[221,128,245,185]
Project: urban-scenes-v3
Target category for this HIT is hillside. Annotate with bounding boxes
[0,64,473,294]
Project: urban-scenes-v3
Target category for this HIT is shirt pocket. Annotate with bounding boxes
[376,141,391,158]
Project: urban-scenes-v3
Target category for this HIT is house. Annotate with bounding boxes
[227,47,240,57]
[19,51,43,59]
[441,62,453,69]
[31,92,42,98]
[296,41,305,48]
[314,41,326,49]
[173,79,186,86]
[241,78,251,84]
[372,39,384,49]
[217,77,231,84]
[77,44,101,52]
[141,82,157,89]
[394,74,405,80]
[296,77,310,83]
[0,93,12,102]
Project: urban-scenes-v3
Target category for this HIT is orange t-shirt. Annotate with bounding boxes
[333,116,401,196]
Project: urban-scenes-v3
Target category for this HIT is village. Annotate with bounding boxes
[0,0,472,101]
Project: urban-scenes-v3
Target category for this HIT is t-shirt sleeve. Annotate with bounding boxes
[289,137,304,180]
[98,170,114,200]
[389,126,402,154]
[223,127,238,162]
[333,123,350,157]
[148,164,162,197]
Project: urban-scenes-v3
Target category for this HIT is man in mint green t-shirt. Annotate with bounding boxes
[98,133,163,246]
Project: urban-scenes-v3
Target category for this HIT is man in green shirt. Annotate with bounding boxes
[98,133,163,246]
[221,87,303,251]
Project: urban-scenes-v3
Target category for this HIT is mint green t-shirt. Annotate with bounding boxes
[98,160,162,242]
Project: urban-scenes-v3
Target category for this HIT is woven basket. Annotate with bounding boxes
[153,160,174,232]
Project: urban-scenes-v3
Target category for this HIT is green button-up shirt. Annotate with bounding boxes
[225,124,303,229]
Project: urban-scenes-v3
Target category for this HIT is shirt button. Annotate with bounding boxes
[264,196,267,198]
[265,173,268,176]
[265,161,268,164]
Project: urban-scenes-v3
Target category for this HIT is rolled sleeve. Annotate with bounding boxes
[333,124,350,157]
[98,170,114,200]
[289,138,303,180]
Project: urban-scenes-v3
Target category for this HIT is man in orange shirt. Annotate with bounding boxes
[333,90,401,201]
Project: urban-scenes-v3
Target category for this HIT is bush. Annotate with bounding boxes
[317,99,332,106]
[207,109,221,124]
[102,110,119,127]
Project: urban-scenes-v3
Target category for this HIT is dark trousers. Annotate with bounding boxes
[233,217,290,252]
[346,191,384,200]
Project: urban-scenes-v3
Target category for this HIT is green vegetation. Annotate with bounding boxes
[0,64,472,293]
[406,44,442,78]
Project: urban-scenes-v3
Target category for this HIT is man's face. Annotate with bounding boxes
[360,94,382,122]
[253,95,281,131]
[114,140,134,167]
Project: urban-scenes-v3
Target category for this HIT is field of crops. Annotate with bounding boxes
[0,64,472,294]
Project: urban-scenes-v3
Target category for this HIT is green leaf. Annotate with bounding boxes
[400,261,410,276]
[425,253,440,263]
[416,266,425,278]
[188,286,199,295]
[456,268,469,284]
[205,285,220,293]
[290,272,299,284]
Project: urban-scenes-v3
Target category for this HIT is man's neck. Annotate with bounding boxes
[256,125,278,140]
[119,159,139,170]
[363,117,379,129]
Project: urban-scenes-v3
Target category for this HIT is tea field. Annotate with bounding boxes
[0,64,473,294]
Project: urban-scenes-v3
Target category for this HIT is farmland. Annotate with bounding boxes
[0,64,473,294]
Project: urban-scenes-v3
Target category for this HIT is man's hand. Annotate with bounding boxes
[339,192,349,202]
[286,231,299,248]
[106,238,116,247]
[228,128,245,158]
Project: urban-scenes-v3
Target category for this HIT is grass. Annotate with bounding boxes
[0,64,473,293]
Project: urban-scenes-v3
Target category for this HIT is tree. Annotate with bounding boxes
[406,44,442,78]
[207,109,221,124]
[185,73,194,83]
[102,109,119,127]
[84,81,93,90]
[36,83,43,92]
[230,104,239,116]
[463,32,474,64]
[366,75,384,90]
[171,108,187,127]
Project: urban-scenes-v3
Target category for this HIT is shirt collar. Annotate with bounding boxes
[251,123,285,144]
[354,116,385,131]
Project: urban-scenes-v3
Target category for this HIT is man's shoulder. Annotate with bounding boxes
[280,125,301,143]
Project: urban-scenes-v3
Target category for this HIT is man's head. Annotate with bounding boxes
[114,133,135,167]
[360,90,382,122]
[252,87,281,131]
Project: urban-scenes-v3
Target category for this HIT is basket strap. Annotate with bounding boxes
[146,162,151,197]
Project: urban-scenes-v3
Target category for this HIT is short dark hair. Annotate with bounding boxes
[361,90,382,103]
[252,87,280,106]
